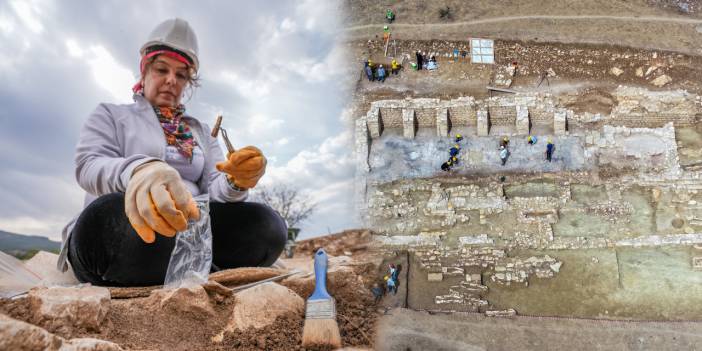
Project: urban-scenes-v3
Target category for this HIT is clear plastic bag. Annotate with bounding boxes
[163,201,212,289]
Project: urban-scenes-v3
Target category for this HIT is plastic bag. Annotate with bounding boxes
[163,201,212,289]
[0,250,41,298]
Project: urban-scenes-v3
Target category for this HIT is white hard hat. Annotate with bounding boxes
[140,18,199,71]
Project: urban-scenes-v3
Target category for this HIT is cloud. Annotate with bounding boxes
[84,44,136,103]
[260,128,359,237]
[10,0,44,34]
[0,0,356,241]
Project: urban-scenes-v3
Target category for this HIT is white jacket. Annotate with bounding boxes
[58,94,247,272]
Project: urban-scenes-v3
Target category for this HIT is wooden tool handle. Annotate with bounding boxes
[211,115,223,138]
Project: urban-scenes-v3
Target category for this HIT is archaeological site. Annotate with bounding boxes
[347,0,702,348]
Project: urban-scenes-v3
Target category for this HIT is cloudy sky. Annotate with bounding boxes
[0,0,358,241]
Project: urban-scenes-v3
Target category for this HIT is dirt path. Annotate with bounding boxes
[376,308,702,350]
[346,14,702,32]
[344,14,702,55]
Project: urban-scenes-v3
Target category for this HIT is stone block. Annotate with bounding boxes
[28,285,111,332]
[62,338,124,351]
[427,272,444,282]
[213,282,304,342]
[0,314,123,351]
[0,314,63,350]
[436,108,448,136]
[148,285,215,320]
[485,309,517,317]
[554,109,567,135]
[366,107,381,138]
[651,74,672,87]
[466,274,482,284]
[516,105,529,135]
[693,257,702,270]
[477,109,489,136]
[402,108,416,139]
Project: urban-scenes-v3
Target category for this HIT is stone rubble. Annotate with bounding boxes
[357,84,702,312]
[28,285,110,332]
[0,314,123,351]
[213,282,304,343]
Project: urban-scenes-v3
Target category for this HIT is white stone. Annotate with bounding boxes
[427,273,444,282]
[645,66,658,77]
[367,108,381,138]
[651,75,672,87]
[436,108,449,136]
[515,105,529,135]
[402,108,416,139]
[0,314,123,351]
[149,285,215,320]
[485,309,517,317]
[0,314,63,350]
[217,282,303,338]
[549,262,562,273]
[554,109,567,135]
[61,338,123,351]
[477,109,489,136]
[28,285,110,332]
[609,67,624,76]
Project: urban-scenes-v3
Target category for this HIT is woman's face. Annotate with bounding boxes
[142,55,190,107]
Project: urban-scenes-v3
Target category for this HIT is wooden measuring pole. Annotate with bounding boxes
[384,33,391,57]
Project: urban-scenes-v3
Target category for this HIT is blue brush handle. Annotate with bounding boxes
[309,248,331,300]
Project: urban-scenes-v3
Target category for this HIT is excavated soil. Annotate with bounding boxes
[0,263,378,351]
[293,229,374,257]
[1,237,380,351]
[353,38,702,101]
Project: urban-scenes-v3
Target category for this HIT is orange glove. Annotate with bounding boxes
[125,161,200,243]
[215,146,267,189]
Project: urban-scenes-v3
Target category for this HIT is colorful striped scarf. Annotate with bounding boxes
[153,105,197,162]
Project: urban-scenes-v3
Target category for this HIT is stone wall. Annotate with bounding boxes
[379,107,403,128]
[448,105,477,127]
[361,87,702,141]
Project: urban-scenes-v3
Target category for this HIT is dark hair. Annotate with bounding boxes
[142,54,200,101]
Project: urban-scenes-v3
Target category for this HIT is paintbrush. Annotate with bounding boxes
[301,248,342,349]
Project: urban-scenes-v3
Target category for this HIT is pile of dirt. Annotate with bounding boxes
[293,229,373,257]
[353,38,702,99]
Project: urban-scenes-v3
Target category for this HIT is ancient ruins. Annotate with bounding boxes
[356,67,702,317]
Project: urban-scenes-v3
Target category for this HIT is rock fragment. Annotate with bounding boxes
[0,314,123,351]
[213,282,304,342]
[148,285,215,320]
[0,313,63,350]
[28,285,110,332]
[651,74,672,87]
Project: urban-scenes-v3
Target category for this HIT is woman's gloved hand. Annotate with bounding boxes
[125,161,200,243]
[215,146,267,189]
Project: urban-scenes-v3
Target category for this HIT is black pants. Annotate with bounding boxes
[67,193,287,287]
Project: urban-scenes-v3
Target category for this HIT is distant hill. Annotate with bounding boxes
[0,230,60,259]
